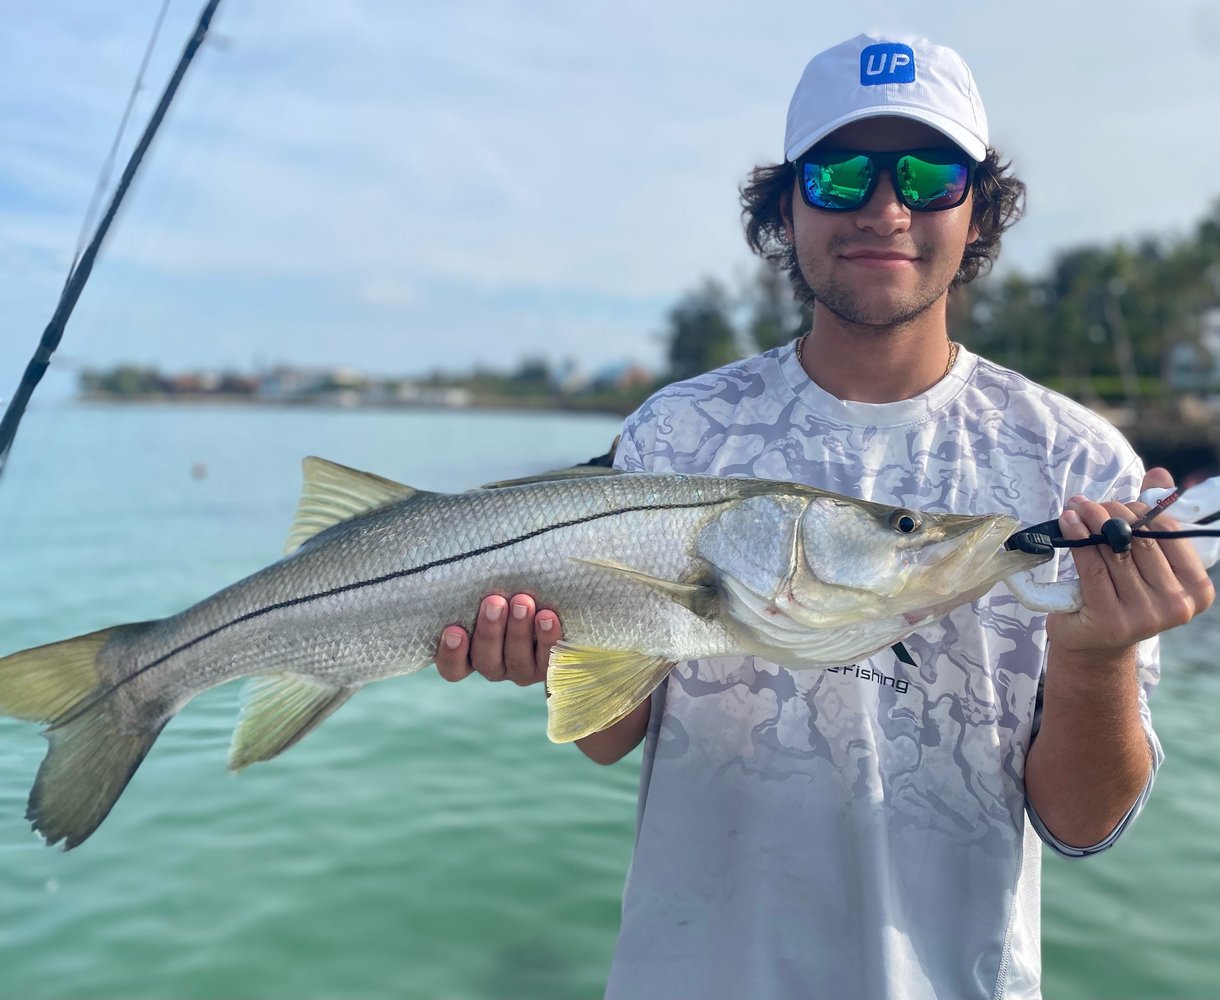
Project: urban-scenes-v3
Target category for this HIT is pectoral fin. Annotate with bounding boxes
[546,643,674,743]
[570,558,718,619]
[229,674,359,770]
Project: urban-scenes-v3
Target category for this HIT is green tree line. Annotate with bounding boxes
[664,199,1220,404]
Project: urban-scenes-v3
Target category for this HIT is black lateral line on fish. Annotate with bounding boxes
[50,497,734,727]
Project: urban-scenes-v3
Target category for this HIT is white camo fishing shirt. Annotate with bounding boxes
[605,342,1162,1000]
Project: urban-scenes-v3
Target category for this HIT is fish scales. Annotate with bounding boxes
[96,474,749,729]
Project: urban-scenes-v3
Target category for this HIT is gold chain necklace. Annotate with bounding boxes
[795,332,958,381]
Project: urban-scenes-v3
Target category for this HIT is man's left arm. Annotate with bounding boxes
[1024,468,1214,850]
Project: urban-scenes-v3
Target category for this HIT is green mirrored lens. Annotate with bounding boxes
[799,149,971,212]
[802,155,874,210]
[896,155,969,209]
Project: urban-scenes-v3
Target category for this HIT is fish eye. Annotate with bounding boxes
[889,510,922,534]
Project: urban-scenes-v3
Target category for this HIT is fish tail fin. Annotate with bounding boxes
[0,623,163,849]
[30,700,167,850]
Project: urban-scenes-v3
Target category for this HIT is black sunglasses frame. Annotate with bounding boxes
[795,148,977,214]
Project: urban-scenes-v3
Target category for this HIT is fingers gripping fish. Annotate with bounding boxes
[0,458,1049,848]
[1003,475,1220,613]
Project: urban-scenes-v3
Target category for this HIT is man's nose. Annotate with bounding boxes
[854,172,910,236]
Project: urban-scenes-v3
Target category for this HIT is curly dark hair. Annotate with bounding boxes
[741,149,1025,308]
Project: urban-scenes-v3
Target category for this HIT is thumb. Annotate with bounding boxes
[1141,466,1175,493]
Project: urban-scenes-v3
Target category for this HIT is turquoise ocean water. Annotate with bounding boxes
[0,404,1217,999]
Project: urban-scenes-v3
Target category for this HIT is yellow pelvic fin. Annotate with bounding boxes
[571,557,718,619]
[285,457,426,553]
[545,642,675,743]
[229,673,359,770]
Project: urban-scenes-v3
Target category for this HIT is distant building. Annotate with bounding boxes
[1167,308,1220,393]
[166,373,207,394]
[256,366,332,402]
[591,361,655,392]
[392,382,472,407]
[216,372,259,395]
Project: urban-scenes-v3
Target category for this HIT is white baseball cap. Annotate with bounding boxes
[784,33,989,163]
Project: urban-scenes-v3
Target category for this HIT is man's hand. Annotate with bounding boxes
[434,594,649,763]
[1048,467,1215,658]
[434,594,563,686]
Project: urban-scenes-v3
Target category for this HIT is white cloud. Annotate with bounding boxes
[2,0,1219,399]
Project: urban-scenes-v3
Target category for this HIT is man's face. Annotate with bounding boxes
[785,117,979,328]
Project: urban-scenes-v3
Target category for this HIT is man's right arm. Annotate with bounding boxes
[575,699,650,764]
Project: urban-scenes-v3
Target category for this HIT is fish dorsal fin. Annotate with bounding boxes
[479,465,624,490]
[285,457,424,553]
[545,643,675,743]
[481,437,621,489]
[229,674,359,770]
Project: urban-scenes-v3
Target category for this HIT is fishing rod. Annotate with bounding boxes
[0,0,223,480]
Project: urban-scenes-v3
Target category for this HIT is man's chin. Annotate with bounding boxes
[817,293,940,330]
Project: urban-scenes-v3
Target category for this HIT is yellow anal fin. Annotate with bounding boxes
[229,674,359,770]
[546,643,675,743]
[571,557,718,619]
[286,457,428,554]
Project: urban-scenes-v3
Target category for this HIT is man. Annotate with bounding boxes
[435,34,1213,1000]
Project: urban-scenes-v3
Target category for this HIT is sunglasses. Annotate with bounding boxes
[795,148,976,213]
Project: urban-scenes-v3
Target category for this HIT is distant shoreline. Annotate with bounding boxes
[74,392,636,418]
[73,394,1220,477]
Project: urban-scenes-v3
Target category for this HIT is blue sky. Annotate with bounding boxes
[3,1,1220,402]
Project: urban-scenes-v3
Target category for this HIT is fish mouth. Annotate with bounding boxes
[927,515,1052,596]
[895,518,1052,624]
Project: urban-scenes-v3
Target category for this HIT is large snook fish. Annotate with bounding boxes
[0,458,1048,848]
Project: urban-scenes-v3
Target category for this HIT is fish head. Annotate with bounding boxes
[790,497,1050,624]
[697,487,1052,636]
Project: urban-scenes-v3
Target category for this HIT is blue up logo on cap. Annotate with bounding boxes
[860,42,916,86]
